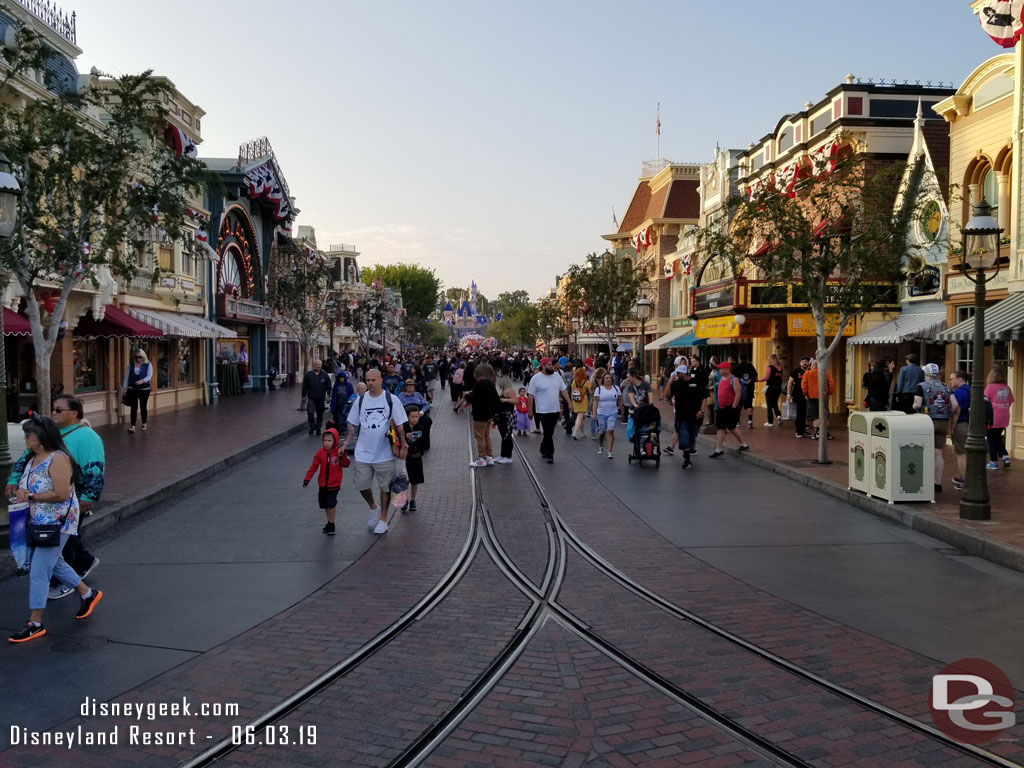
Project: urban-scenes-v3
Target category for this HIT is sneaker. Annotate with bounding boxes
[141,424,147,431]
[1003,456,1012,467]
[597,447,603,454]
[78,556,100,581]
[935,484,942,493]
[400,502,410,511]
[763,422,773,427]
[986,461,1000,470]
[827,433,834,440]
[48,585,74,600]
[811,433,820,440]
[76,589,103,619]
[368,513,379,528]
[469,458,487,467]
[606,453,613,459]
[545,457,553,464]
[485,457,495,466]
[748,421,753,429]
[737,444,750,452]
[682,459,692,469]
[709,450,724,459]
[952,476,965,489]
[373,520,388,535]
[494,457,513,464]
[9,623,46,643]
[795,432,806,438]
[323,522,336,535]
[408,501,417,512]
[663,446,674,455]
[127,426,135,433]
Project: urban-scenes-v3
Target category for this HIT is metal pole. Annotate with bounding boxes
[0,285,11,482]
[638,318,646,380]
[960,270,990,519]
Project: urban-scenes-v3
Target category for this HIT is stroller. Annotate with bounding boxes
[628,404,661,467]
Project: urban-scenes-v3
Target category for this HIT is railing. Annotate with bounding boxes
[14,0,76,44]
[237,136,290,201]
[328,243,358,253]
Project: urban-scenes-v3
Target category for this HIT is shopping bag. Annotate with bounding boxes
[8,501,29,571]
[390,461,410,509]
[780,401,793,422]
[626,416,635,441]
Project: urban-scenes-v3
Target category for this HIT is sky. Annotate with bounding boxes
[66,0,1000,301]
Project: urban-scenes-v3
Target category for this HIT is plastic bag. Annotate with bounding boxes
[390,461,410,509]
[626,416,634,441]
[781,401,793,421]
[8,501,29,572]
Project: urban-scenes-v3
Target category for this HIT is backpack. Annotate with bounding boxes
[452,368,465,385]
[357,390,395,425]
[920,380,951,419]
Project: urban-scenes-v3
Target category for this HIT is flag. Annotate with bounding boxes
[167,126,197,158]
[978,0,1024,47]
[612,209,619,229]
[656,114,661,136]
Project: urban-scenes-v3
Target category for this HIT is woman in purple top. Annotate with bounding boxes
[983,367,1014,469]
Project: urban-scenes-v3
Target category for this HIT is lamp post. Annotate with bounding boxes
[571,316,580,360]
[634,296,653,379]
[545,323,553,354]
[0,150,23,482]
[959,199,1001,521]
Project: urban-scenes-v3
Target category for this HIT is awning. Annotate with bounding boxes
[366,340,382,350]
[3,308,31,337]
[74,305,163,339]
[848,312,946,346]
[646,330,692,351]
[128,308,238,339]
[616,342,633,352]
[936,293,1024,343]
[667,330,706,348]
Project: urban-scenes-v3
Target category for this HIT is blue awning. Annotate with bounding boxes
[616,342,633,352]
[668,330,706,347]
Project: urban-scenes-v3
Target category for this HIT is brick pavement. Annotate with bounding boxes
[0,393,474,767]
[532,439,1024,765]
[654,399,1024,573]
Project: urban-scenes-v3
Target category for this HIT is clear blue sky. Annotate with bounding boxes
[71,0,998,300]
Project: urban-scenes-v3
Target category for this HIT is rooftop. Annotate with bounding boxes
[14,0,76,44]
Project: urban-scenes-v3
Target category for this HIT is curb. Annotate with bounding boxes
[0,419,307,580]
[695,434,1024,576]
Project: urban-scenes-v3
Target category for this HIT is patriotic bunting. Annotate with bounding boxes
[167,125,198,158]
[244,163,293,222]
[978,0,1024,48]
[632,225,654,255]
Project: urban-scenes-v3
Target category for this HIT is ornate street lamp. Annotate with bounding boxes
[571,316,580,359]
[0,150,23,480]
[545,323,553,353]
[958,198,1001,520]
[634,296,653,379]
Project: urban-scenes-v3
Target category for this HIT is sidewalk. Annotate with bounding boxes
[654,398,1024,574]
[1,389,307,576]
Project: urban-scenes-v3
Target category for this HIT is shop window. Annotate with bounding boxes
[177,339,196,384]
[158,245,173,272]
[153,340,172,388]
[955,306,974,374]
[181,247,194,277]
[72,339,104,393]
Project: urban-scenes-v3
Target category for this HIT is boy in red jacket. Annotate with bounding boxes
[303,427,350,535]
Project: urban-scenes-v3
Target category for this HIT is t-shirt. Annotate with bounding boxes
[348,390,409,464]
[623,380,651,412]
[527,371,567,413]
[593,385,621,416]
[732,363,757,394]
[952,385,971,423]
[915,381,952,420]
[423,362,438,381]
[984,383,1014,429]
[382,373,403,393]
[670,379,707,421]
[789,367,806,399]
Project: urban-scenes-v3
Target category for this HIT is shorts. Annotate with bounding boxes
[740,394,754,410]
[406,456,425,485]
[317,488,339,509]
[806,399,820,421]
[352,459,397,493]
[952,421,968,455]
[715,406,739,431]
[675,418,699,450]
[596,412,617,432]
[931,417,949,447]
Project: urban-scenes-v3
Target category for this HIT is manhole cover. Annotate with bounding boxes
[50,636,109,653]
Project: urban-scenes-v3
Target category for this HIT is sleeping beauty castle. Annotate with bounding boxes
[440,280,499,339]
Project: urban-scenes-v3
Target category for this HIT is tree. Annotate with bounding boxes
[493,289,531,318]
[268,240,331,375]
[534,298,564,349]
[712,138,910,463]
[0,19,210,404]
[489,304,539,349]
[343,287,388,357]
[362,263,440,321]
[562,252,648,358]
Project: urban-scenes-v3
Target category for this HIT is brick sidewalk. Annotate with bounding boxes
[654,398,1024,573]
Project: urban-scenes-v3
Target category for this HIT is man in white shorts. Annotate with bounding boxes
[342,368,408,534]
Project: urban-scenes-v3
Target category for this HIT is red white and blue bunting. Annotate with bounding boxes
[167,126,198,158]
[978,0,1024,48]
[244,162,293,222]
[632,225,653,255]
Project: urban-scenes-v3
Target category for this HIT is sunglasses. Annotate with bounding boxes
[52,407,68,413]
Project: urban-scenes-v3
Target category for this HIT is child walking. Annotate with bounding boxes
[303,427,350,535]
[515,387,531,436]
[401,406,431,511]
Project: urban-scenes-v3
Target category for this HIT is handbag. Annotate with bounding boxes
[26,512,69,548]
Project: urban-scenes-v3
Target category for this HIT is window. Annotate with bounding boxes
[154,340,172,389]
[181,247,194,277]
[159,245,173,272]
[983,170,999,219]
[778,126,794,153]
[72,339,105,393]
[955,306,975,374]
[811,111,831,136]
[177,339,196,384]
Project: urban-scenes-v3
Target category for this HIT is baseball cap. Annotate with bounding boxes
[923,363,940,376]
[717,362,732,370]
[675,365,689,375]
[539,357,552,366]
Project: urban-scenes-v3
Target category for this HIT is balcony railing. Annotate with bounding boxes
[14,0,77,44]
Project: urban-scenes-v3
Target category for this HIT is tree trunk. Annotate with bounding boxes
[817,345,829,464]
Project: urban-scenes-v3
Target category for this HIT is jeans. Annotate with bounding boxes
[307,397,326,431]
[792,397,807,435]
[495,412,514,458]
[675,418,699,452]
[126,388,149,427]
[987,428,1008,461]
[765,386,782,424]
[537,412,560,458]
[29,534,80,610]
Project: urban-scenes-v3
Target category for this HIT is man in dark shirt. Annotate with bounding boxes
[731,354,758,430]
[669,365,707,469]
[382,364,403,394]
[301,359,333,435]
[787,357,811,437]
[422,355,438,402]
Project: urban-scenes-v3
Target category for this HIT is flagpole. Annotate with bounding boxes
[656,102,661,162]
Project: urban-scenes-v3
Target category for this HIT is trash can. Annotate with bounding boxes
[848,411,871,493]
[868,413,934,503]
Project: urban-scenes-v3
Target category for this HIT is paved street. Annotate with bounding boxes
[2,392,1024,766]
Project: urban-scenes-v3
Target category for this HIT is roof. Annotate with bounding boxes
[848,312,946,345]
[921,120,950,196]
[618,177,699,234]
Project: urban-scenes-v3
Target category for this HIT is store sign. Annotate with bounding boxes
[696,317,773,339]
[946,268,1008,297]
[694,285,735,313]
[671,318,694,328]
[787,313,854,337]
[617,325,638,334]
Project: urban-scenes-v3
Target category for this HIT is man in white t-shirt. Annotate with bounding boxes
[527,357,571,464]
[342,368,408,534]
